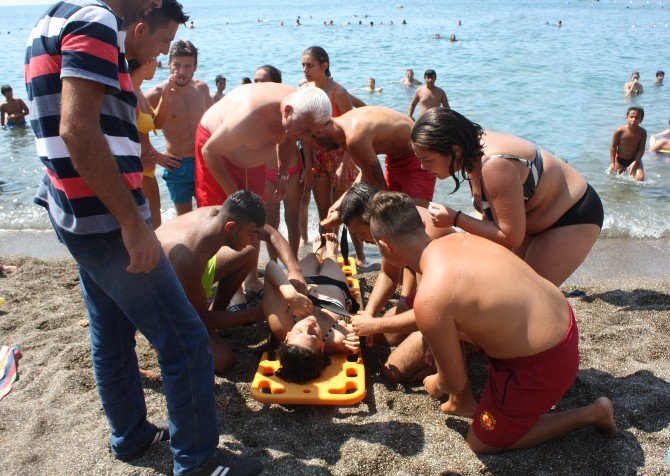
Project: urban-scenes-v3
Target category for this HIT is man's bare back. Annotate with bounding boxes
[156,206,217,273]
[199,82,296,169]
[320,106,414,189]
[419,233,569,359]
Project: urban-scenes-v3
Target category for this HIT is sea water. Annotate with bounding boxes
[1,0,669,240]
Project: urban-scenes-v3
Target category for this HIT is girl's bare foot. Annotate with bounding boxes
[324,233,339,259]
[591,397,618,437]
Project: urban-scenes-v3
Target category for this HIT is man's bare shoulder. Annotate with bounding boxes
[146,82,167,98]
[193,79,210,92]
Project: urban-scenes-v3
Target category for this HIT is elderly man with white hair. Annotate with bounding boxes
[195,83,331,207]
[195,83,331,299]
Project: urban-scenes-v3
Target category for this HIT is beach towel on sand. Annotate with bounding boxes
[0,346,20,401]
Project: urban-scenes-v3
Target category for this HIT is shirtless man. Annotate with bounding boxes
[400,69,422,87]
[341,183,454,382]
[408,70,450,119]
[313,105,436,213]
[609,106,646,181]
[0,85,29,128]
[367,191,617,454]
[624,71,643,95]
[146,40,212,215]
[195,82,330,207]
[156,190,306,375]
[365,78,383,93]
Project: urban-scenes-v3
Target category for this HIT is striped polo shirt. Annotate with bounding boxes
[25,0,148,235]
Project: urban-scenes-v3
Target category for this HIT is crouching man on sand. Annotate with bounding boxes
[156,190,306,375]
[366,191,617,454]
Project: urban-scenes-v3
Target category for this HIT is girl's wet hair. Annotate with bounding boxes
[276,342,331,383]
[303,46,331,78]
[411,108,484,194]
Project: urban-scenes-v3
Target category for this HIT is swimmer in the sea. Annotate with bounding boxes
[654,70,664,86]
[609,107,646,181]
[624,71,643,95]
[400,69,422,87]
[365,78,383,93]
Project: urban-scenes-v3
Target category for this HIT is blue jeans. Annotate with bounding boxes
[51,220,218,475]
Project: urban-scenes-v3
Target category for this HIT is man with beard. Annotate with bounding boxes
[25,1,261,474]
[147,40,212,215]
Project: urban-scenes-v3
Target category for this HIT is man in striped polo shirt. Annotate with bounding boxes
[25,1,261,475]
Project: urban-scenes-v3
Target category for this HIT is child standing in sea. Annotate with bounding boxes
[609,107,646,181]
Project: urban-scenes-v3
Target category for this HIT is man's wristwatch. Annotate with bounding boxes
[277,173,290,181]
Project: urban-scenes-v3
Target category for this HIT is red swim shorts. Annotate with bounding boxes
[471,302,579,448]
[195,123,266,207]
[384,149,436,202]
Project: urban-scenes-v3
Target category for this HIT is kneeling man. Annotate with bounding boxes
[366,192,617,454]
[156,190,306,375]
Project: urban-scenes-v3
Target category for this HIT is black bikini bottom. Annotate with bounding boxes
[547,184,604,230]
[304,275,359,312]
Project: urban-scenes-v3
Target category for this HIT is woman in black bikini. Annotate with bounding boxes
[410,108,603,286]
[262,236,360,383]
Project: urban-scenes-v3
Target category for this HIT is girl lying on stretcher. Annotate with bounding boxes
[262,235,360,383]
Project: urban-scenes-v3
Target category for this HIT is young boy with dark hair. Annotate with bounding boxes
[1,85,29,128]
[212,75,226,102]
[610,107,646,181]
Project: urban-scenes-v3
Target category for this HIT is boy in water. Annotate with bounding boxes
[212,75,226,103]
[654,70,664,86]
[624,71,643,95]
[367,191,617,454]
[408,70,449,119]
[1,85,29,128]
[610,107,646,181]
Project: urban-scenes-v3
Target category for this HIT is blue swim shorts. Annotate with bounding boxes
[162,157,195,205]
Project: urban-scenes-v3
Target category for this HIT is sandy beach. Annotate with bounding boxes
[1,239,669,475]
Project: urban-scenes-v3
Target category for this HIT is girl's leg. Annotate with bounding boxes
[524,224,600,286]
